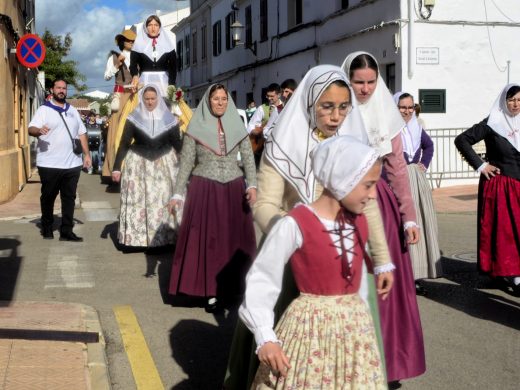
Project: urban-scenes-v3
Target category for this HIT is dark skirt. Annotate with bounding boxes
[376,179,426,382]
[478,174,520,277]
[169,175,256,298]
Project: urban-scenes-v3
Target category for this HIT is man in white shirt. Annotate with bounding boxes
[247,83,283,165]
[262,79,298,140]
[28,79,91,241]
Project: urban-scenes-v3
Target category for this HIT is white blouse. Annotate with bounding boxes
[104,49,131,81]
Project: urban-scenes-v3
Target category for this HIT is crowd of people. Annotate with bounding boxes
[27,12,520,390]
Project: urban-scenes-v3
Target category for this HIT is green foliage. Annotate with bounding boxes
[99,103,109,117]
[40,29,87,92]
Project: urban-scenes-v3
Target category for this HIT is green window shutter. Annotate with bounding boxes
[419,89,446,113]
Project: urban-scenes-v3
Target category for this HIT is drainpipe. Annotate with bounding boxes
[408,0,414,79]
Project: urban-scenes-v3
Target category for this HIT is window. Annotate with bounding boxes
[225,12,236,50]
[385,63,396,94]
[341,0,349,9]
[245,6,253,48]
[260,0,268,42]
[288,0,303,28]
[212,20,222,57]
[177,40,183,71]
[192,30,197,65]
[419,89,446,113]
[231,90,237,104]
[184,35,190,68]
[201,25,207,60]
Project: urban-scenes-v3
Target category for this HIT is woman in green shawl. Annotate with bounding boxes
[168,84,257,313]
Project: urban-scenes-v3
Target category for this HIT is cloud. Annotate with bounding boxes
[35,0,188,94]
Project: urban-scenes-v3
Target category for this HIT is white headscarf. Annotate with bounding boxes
[126,84,178,138]
[133,15,176,61]
[393,92,422,162]
[311,135,379,201]
[341,51,405,156]
[487,83,520,152]
[264,64,368,204]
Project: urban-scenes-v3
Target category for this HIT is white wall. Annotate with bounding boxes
[400,0,520,129]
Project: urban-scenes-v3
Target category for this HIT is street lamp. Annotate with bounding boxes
[230,20,257,56]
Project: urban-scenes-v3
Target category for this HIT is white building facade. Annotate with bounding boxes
[174,0,520,186]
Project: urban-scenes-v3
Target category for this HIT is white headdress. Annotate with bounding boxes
[132,15,176,61]
[341,51,405,155]
[126,84,178,138]
[311,135,379,200]
[393,92,422,162]
[487,83,520,152]
[264,64,368,204]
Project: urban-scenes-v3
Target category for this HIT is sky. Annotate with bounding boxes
[35,0,189,95]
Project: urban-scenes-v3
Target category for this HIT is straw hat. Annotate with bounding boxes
[114,29,136,44]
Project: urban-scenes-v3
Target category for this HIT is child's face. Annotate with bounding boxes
[340,161,381,214]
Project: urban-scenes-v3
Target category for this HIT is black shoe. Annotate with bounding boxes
[59,232,83,242]
[41,228,54,239]
[388,381,402,390]
[415,281,427,296]
[205,297,219,313]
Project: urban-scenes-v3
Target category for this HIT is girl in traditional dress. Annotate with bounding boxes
[394,92,442,288]
[102,28,136,181]
[168,84,257,312]
[224,65,394,389]
[240,135,390,389]
[111,84,182,248]
[455,83,520,292]
[342,52,426,385]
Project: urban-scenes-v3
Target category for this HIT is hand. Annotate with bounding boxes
[376,272,394,300]
[111,171,121,183]
[131,76,139,93]
[246,188,257,206]
[39,125,51,136]
[257,342,291,378]
[406,226,420,244]
[117,53,126,64]
[167,199,183,215]
[417,163,427,172]
[481,164,500,180]
[251,126,263,136]
[83,155,92,169]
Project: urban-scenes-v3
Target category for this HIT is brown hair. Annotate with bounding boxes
[209,83,228,98]
[145,15,161,27]
[348,53,379,79]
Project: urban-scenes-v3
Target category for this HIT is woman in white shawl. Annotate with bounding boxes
[224,64,395,389]
[393,91,442,284]
[342,51,426,385]
[112,84,182,249]
[455,83,520,292]
[130,14,177,96]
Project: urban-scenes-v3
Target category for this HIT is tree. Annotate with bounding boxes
[40,29,87,92]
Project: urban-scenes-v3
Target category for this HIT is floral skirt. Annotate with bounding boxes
[252,293,386,390]
[118,147,179,247]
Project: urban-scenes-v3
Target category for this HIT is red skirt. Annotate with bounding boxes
[169,176,256,298]
[478,174,520,277]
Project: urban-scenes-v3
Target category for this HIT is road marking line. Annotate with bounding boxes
[45,246,94,289]
[113,305,165,390]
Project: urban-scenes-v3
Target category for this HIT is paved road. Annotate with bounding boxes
[0,172,518,389]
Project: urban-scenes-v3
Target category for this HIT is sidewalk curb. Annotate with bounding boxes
[83,304,111,390]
